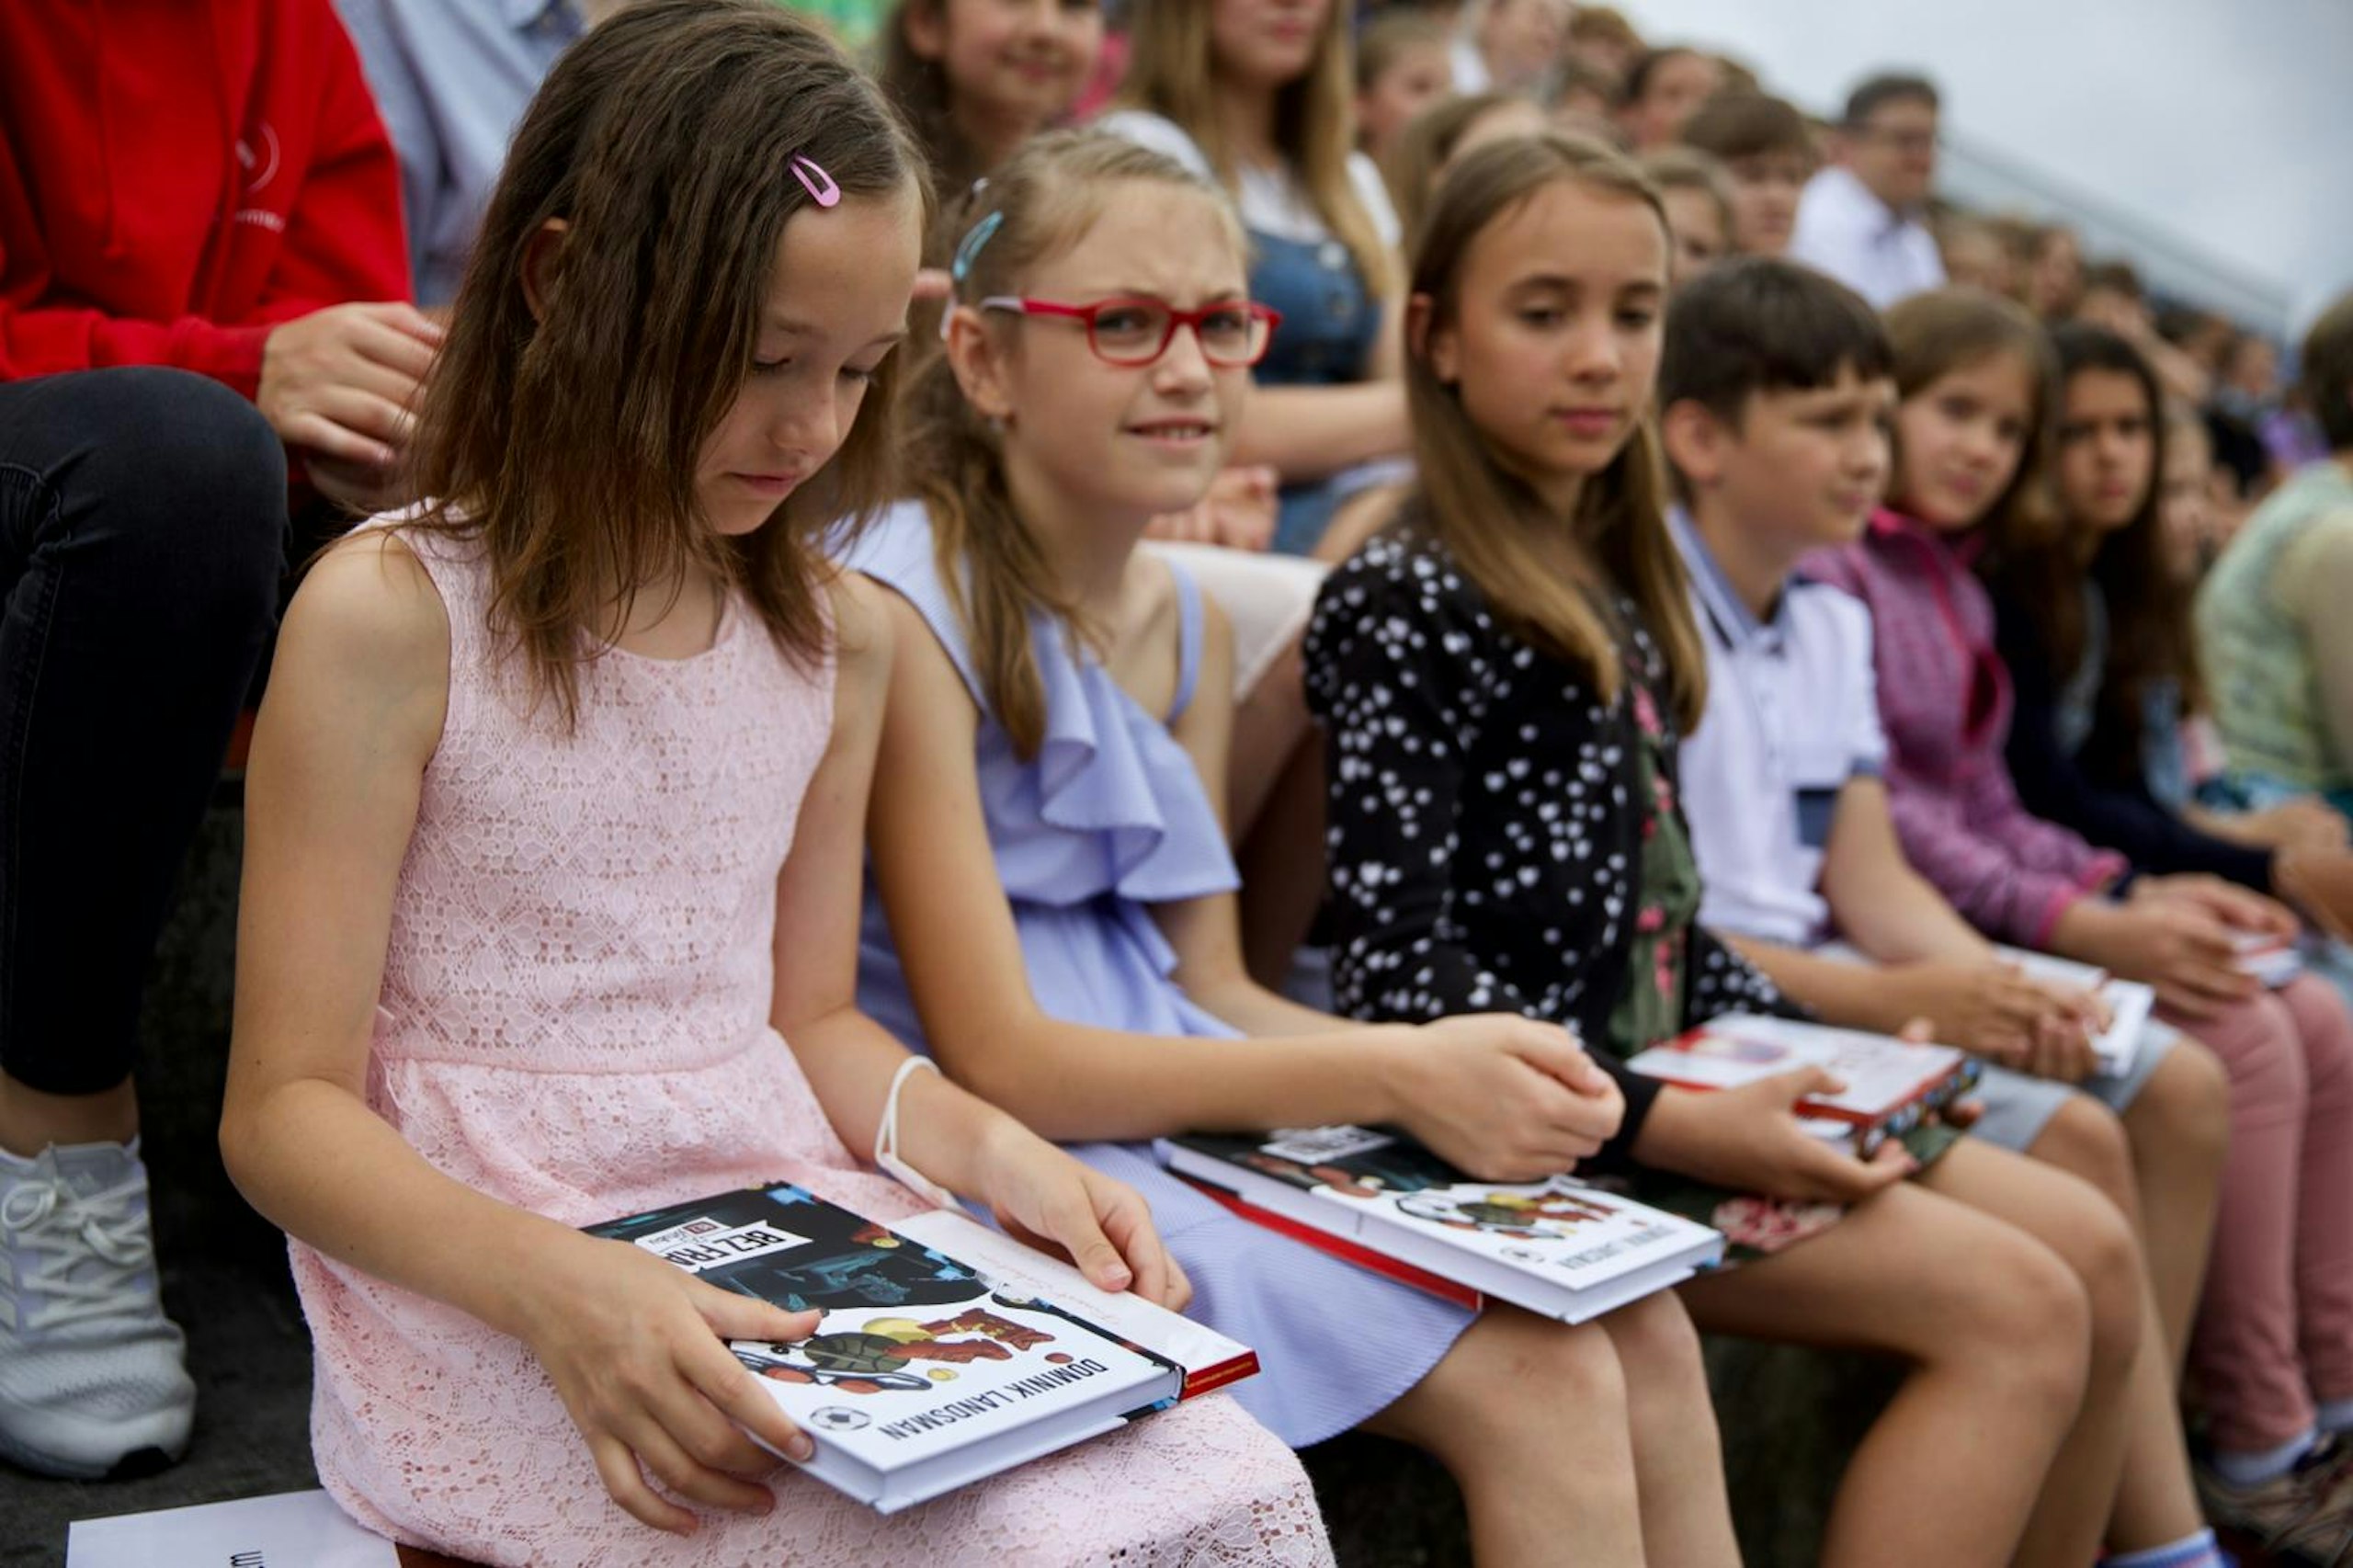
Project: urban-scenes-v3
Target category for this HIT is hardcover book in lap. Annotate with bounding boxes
[1157,1126,1723,1323]
[1623,1014,1980,1157]
[589,1185,1240,1514]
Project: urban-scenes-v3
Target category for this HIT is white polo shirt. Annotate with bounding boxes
[1673,509,1890,947]
[1787,165,1947,311]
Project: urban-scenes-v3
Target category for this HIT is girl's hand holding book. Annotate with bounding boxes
[1381,1015,1623,1183]
[1631,1070,1919,1205]
[968,1118,1191,1311]
[506,1231,820,1537]
[2059,896,2256,1018]
[2130,871,2297,937]
[1875,960,2086,1072]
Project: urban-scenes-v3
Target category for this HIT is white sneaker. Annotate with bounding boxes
[0,1139,195,1477]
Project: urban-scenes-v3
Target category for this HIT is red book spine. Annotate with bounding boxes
[1179,1178,1484,1311]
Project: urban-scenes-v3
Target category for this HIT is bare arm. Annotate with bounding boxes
[1226,381,1409,483]
[1154,597,1351,1038]
[865,587,1416,1135]
[862,586,1615,1177]
[1817,778,1997,962]
[221,537,813,1535]
[776,577,1188,1304]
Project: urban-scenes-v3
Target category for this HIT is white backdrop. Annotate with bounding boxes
[1619,0,2353,332]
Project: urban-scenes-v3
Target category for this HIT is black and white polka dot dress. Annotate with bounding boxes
[1303,526,1791,1159]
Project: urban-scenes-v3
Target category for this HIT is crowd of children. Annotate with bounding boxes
[7,0,2353,1564]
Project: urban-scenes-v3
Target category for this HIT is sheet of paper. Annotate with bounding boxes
[68,1489,396,1568]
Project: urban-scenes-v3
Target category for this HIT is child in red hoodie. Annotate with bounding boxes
[0,0,422,1483]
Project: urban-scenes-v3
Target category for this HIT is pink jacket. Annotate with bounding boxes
[1802,509,2126,945]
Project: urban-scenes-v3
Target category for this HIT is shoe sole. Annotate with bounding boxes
[0,1421,188,1482]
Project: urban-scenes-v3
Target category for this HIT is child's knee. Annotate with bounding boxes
[2031,1094,2137,1213]
[2127,1038,2231,1176]
[1600,1289,1708,1391]
[1951,1227,2097,1412]
[1427,1312,1629,1443]
[2194,996,2310,1109]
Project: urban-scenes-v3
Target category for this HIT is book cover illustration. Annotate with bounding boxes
[1173,1126,1721,1296]
[588,1186,1179,1505]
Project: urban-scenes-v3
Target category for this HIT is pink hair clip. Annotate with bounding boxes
[790,154,840,209]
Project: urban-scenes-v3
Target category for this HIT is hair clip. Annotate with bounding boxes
[950,209,1004,285]
[790,154,840,209]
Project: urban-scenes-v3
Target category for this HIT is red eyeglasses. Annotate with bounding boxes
[976,296,1282,368]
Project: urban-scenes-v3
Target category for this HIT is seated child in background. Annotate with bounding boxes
[1354,12,1456,168]
[1544,58,1620,139]
[1305,131,2174,1568]
[2198,289,2353,820]
[1805,286,2353,1559]
[219,11,1328,1561]
[1662,260,2227,1357]
[1637,147,1733,289]
[1989,323,2353,942]
[879,0,1107,200]
[851,129,1744,1567]
[1612,44,1723,154]
[1677,91,1814,258]
[1381,90,1550,256]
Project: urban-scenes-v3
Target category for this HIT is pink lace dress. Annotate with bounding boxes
[290,526,1333,1567]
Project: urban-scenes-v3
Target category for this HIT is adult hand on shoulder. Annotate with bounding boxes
[511,1232,819,1536]
[1391,1014,1622,1182]
[970,1118,1189,1310]
[1631,1072,1917,1204]
[258,301,443,469]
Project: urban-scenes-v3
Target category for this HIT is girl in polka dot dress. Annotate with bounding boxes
[1303,131,2190,1568]
[851,130,1746,1567]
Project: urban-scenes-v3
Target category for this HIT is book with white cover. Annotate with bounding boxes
[68,1489,396,1568]
[2234,931,2302,988]
[589,1185,1216,1514]
[1159,1125,1722,1324]
[892,1207,1258,1401]
[1623,1014,1978,1155]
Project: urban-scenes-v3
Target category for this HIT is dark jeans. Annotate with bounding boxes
[0,369,285,1095]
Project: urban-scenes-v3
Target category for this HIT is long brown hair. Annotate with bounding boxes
[404,0,925,726]
[911,131,1245,758]
[1986,323,2202,774]
[1883,287,2059,551]
[1402,131,1702,729]
[1118,0,1396,296]
[879,0,986,200]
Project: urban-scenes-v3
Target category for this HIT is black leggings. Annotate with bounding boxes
[0,369,285,1095]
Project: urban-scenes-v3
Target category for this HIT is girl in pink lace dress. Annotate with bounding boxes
[218,6,1330,1564]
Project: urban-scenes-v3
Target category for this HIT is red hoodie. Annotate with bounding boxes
[0,0,411,399]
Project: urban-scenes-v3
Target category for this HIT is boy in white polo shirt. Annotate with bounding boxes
[1659,260,2230,1385]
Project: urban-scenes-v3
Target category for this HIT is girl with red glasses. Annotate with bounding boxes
[847,128,1740,1566]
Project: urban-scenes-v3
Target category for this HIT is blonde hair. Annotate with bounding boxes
[914,131,1245,757]
[1403,131,1701,729]
[1118,0,1396,297]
